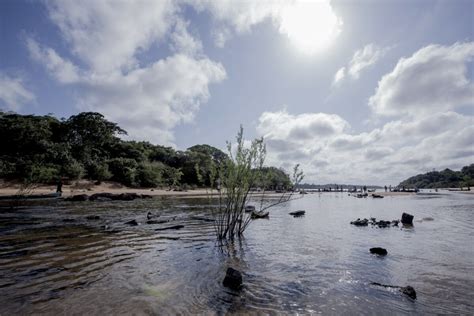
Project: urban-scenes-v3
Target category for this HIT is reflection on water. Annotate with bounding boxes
[0,192,473,314]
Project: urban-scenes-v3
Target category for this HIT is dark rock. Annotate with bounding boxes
[89,193,115,201]
[190,216,215,222]
[251,211,269,219]
[125,219,139,226]
[65,194,89,201]
[400,286,417,300]
[155,225,184,231]
[376,220,391,228]
[141,194,153,199]
[370,247,388,256]
[351,218,368,226]
[223,267,242,290]
[62,218,76,222]
[244,205,256,213]
[147,219,170,224]
[116,193,140,201]
[86,215,101,220]
[289,210,305,217]
[401,212,414,225]
[391,220,400,226]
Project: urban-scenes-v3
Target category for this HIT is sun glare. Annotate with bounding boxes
[279,1,342,54]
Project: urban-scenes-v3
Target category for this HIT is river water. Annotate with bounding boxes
[0,191,473,315]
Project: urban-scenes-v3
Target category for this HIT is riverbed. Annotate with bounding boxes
[1,191,473,314]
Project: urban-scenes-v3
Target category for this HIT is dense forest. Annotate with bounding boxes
[398,164,474,189]
[0,111,291,189]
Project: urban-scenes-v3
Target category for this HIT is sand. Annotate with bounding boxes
[1,181,471,197]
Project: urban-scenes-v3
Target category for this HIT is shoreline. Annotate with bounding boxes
[0,181,472,198]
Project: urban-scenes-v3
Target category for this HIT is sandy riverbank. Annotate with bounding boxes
[0,181,216,198]
[1,181,471,198]
[0,181,295,199]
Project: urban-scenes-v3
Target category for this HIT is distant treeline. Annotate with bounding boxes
[398,164,474,189]
[0,111,291,189]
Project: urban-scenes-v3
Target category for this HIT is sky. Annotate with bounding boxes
[0,0,473,185]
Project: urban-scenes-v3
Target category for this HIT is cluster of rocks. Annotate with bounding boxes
[351,212,414,228]
[65,192,153,202]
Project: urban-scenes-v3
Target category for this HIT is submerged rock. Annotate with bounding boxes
[155,225,184,231]
[370,247,388,256]
[400,286,417,300]
[125,219,139,226]
[223,267,243,290]
[401,212,414,225]
[86,215,101,220]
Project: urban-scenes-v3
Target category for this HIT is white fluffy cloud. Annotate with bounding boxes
[27,0,226,145]
[333,43,389,84]
[47,0,177,73]
[256,109,473,184]
[0,74,35,111]
[369,42,474,117]
[189,0,342,51]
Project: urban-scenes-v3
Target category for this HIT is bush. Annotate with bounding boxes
[26,164,60,184]
[62,160,85,180]
[135,162,165,188]
[86,161,112,181]
[107,158,138,186]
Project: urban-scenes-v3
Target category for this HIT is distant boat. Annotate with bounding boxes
[0,192,62,201]
[372,194,384,198]
[251,211,269,219]
[367,189,376,192]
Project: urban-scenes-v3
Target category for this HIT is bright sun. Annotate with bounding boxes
[279,0,342,54]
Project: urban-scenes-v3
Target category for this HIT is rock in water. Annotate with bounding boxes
[400,286,417,299]
[86,215,101,220]
[289,210,305,217]
[125,219,138,226]
[155,225,184,231]
[370,247,388,256]
[401,212,414,225]
[350,218,369,226]
[223,267,242,290]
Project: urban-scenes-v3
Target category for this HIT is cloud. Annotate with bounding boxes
[27,38,82,84]
[333,43,389,84]
[77,54,226,145]
[257,110,349,141]
[333,67,345,85]
[28,1,226,146]
[188,0,342,50]
[0,74,35,111]
[169,19,203,56]
[256,109,473,185]
[348,44,389,79]
[369,42,474,117]
[46,0,177,73]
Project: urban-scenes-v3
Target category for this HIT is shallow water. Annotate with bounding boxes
[0,192,473,314]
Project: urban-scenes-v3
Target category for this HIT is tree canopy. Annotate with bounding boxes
[398,164,474,189]
[0,111,291,189]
